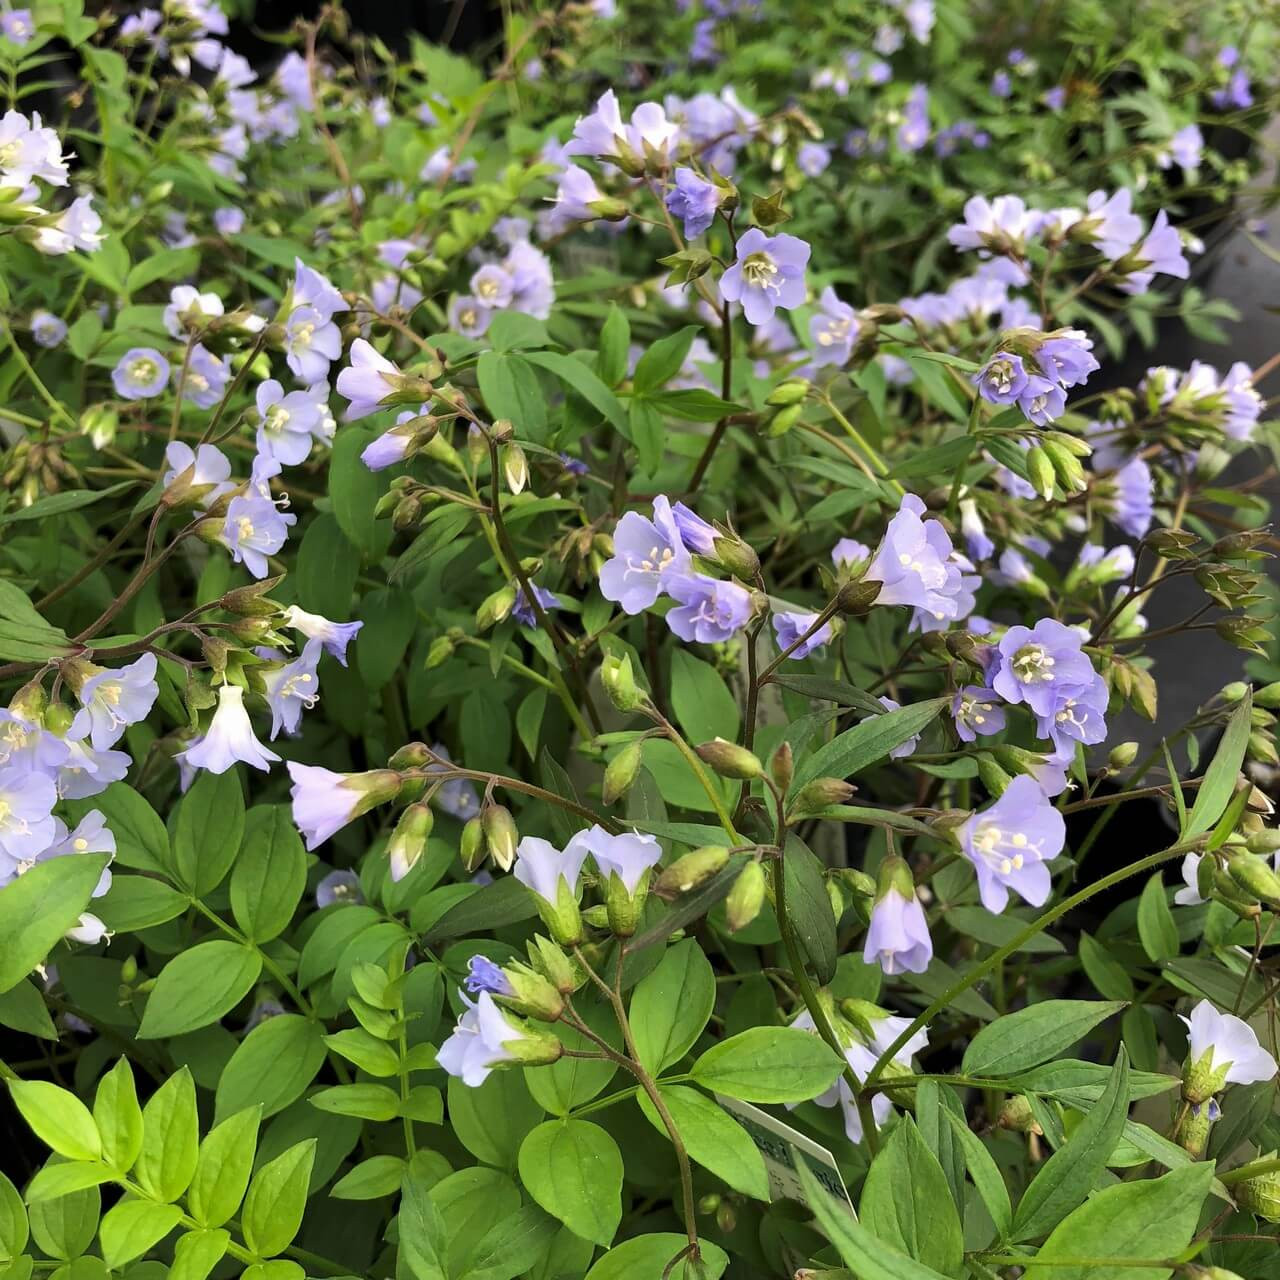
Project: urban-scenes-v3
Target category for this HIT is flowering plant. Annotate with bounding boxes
[2,3,1280,1280]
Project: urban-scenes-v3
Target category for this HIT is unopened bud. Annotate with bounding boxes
[655,845,730,897]
[696,738,763,780]
[1025,446,1055,500]
[477,584,516,630]
[1222,681,1250,703]
[765,379,809,407]
[1108,741,1139,769]
[1226,850,1280,909]
[725,860,767,932]
[836,578,882,615]
[482,804,518,871]
[1246,829,1280,855]
[461,816,486,871]
[502,443,528,494]
[787,777,855,819]
[587,196,630,222]
[603,741,643,805]
[997,1094,1041,1134]
[711,530,760,580]
[527,935,582,994]
[388,803,433,881]
[765,402,802,437]
[1233,1165,1280,1222]
[601,652,647,712]
[425,636,455,669]
[770,741,794,793]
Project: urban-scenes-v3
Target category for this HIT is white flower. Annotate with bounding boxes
[1182,999,1277,1087]
[178,686,279,775]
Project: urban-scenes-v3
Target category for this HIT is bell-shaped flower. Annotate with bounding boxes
[68,653,158,751]
[599,496,691,614]
[514,835,589,945]
[863,857,932,975]
[437,990,561,1087]
[286,763,400,851]
[1181,999,1277,1103]
[178,685,280,775]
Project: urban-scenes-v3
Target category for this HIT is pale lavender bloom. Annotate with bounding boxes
[465,955,514,997]
[39,811,115,896]
[1182,1000,1276,1085]
[599,496,691,613]
[974,352,1030,405]
[797,142,831,177]
[316,868,362,907]
[1174,853,1206,907]
[513,835,588,904]
[1102,456,1153,538]
[1044,86,1067,111]
[1036,676,1109,757]
[1221,362,1262,441]
[772,611,832,660]
[163,285,223,339]
[112,347,170,400]
[256,379,322,466]
[0,766,57,864]
[1077,543,1135,583]
[261,639,322,738]
[1081,189,1143,259]
[790,1010,892,1143]
[180,344,229,409]
[810,287,858,367]
[30,310,65,348]
[1120,210,1189,294]
[449,295,492,338]
[627,100,680,158]
[665,572,753,643]
[1037,330,1099,388]
[959,499,993,561]
[670,501,718,556]
[33,197,103,254]
[832,538,870,571]
[0,109,67,187]
[179,685,279,774]
[293,258,344,320]
[896,84,930,151]
[220,486,296,579]
[162,441,233,506]
[336,338,401,419]
[360,423,414,471]
[864,887,932,975]
[718,228,810,326]
[214,206,243,235]
[1158,124,1203,173]
[952,686,1006,742]
[875,696,921,760]
[425,743,480,820]
[437,991,525,1086]
[1018,375,1067,426]
[959,775,1064,912]
[288,763,362,849]
[56,736,129,800]
[865,494,963,621]
[504,242,555,319]
[0,10,34,44]
[281,605,362,666]
[470,263,514,309]
[991,71,1012,98]
[565,88,626,158]
[512,584,561,628]
[0,708,69,775]
[573,825,661,894]
[902,0,934,42]
[70,654,158,751]
[1210,68,1253,111]
[992,618,1097,717]
[275,51,313,109]
[284,306,342,383]
[552,165,606,223]
[665,167,719,239]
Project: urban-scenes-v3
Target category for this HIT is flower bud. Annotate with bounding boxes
[1108,741,1139,769]
[425,636,455,669]
[460,816,486,871]
[587,196,630,222]
[1042,439,1087,494]
[477,584,516,630]
[1255,682,1280,709]
[1173,1097,1219,1158]
[527,935,582,994]
[470,954,565,1021]
[80,404,118,449]
[1226,851,1280,909]
[770,741,794,793]
[603,741,643,805]
[696,738,763,780]
[1025,445,1055,500]
[836,578,882,615]
[502,443,528,494]
[765,379,809,407]
[601,652,647,712]
[725,860,767,932]
[220,576,284,617]
[711,529,760,580]
[1249,731,1279,765]
[1222,681,1250,703]
[787,777,856,819]
[997,1094,1042,1134]
[765,403,803,437]
[655,845,730,898]
[1246,829,1280,855]
[482,804,518,872]
[1233,1164,1280,1223]
[388,803,433,881]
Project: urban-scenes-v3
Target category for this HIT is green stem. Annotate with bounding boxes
[652,711,741,841]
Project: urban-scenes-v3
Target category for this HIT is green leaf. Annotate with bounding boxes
[517,1120,623,1247]
[215,1015,327,1122]
[783,834,838,983]
[524,1006,618,1117]
[399,1164,449,1280]
[629,939,715,1073]
[0,483,136,527]
[637,1086,769,1200]
[0,979,57,1039]
[137,942,262,1039]
[962,1001,1127,1078]
[1024,1164,1214,1280]
[98,1200,182,1269]
[8,1080,101,1161]
[645,389,742,421]
[1078,932,1135,1001]
[583,1233,729,1280]
[0,1172,28,1262]
[860,1116,964,1276]
[188,1107,261,1228]
[170,1229,230,1280]
[125,247,200,291]
[888,436,975,481]
[669,650,740,745]
[174,770,245,895]
[791,698,948,792]
[797,1161,952,1280]
[487,311,549,352]
[68,784,168,874]
[456,1204,558,1280]
[241,1140,315,1257]
[942,1110,1011,1239]
[448,1071,544,1170]
[690,1027,844,1102]
[632,327,699,394]
[95,876,188,932]
[597,305,630,386]
[422,876,538,943]
[230,806,307,942]
[331,1155,405,1201]
[133,1069,199,1204]
[356,588,418,691]
[309,1083,401,1121]
[329,427,393,555]
[524,350,627,430]
[24,1162,117,1203]
[1013,1051,1130,1241]
[93,1058,143,1172]
[477,351,548,441]
[0,854,110,993]
[1136,875,1179,963]
[1184,690,1251,836]
[27,1183,99,1260]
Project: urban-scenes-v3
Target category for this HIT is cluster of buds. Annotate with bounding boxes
[763,378,808,438]
[2,438,81,506]
[1022,430,1092,500]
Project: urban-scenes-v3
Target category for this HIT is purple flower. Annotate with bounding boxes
[1102,456,1153,538]
[425,744,480,820]
[1120,210,1189,294]
[256,379,322,466]
[214,206,244,235]
[565,89,626,158]
[1210,69,1253,111]
[1036,676,1109,757]
[0,766,57,864]
[178,685,279,775]
[287,764,371,850]
[261,640,322,739]
[665,168,720,239]
[670,501,718,555]
[513,835,588,904]
[952,686,1006,743]
[896,84,930,151]
[599,496,691,614]
[1221,362,1262,442]
[875,696,921,759]
[1159,124,1203,173]
[974,352,1030,405]
[959,775,1064,912]
[69,654,158,751]
[281,605,362,666]
[336,338,402,420]
[316,868,362,907]
[293,259,344,321]
[1018,376,1067,427]
[865,493,964,621]
[553,165,606,223]
[179,343,229,410]
[504,242,555,319]
[30,310,65,348]
[810,287,858,367]
[57,736,129,801]
[864,885,932,975]
[112,348,170,400]
[990,70,1012,98]
[360,423,414,471]
[0,708,69,775]
[991,618,1098,717]
[449,295,492,338]
[772,610,832,660]
[470,264,514,310]
[797,142,831,177]
[572,825,661,894]
[832,538,870,571]
[1081,189,1142,260]
[718,228,810,326]
[163,441,233,507]
[465,955,515,997]
[512,584,561,628]
[1037,330,1099,388]
[0,10,34,44]
[33,196,103,254]
[959,499,993,561]
[164,286,224,339]
[284,306,342,383]
[665,572,753,643]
